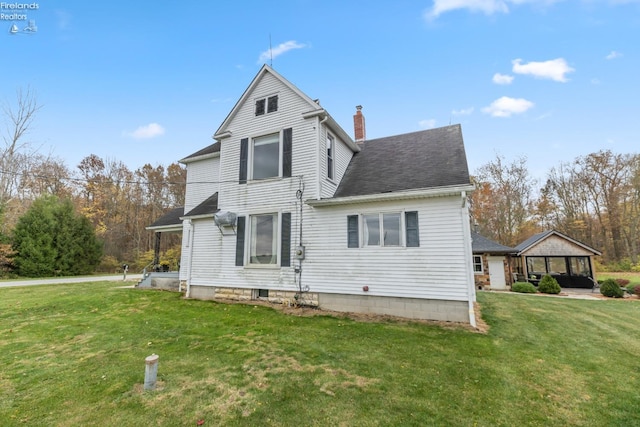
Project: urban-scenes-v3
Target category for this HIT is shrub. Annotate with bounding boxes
[600,278,624,298]
[625,283,638,295]
[512,282,538,294]
[615,278,630,287]
[538,275,561,294]
[635,286,640,297]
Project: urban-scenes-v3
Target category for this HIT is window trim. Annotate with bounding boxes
[249,132,281,180]
[236,211,291,268]
[240,128,292,183]
[348,211,419,248]
[473,255,483,274]
[248,212,279,267]
[326,134,335,181]
[255,94,278,116]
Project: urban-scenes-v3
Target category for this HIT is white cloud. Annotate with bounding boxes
[258,41,306,64]
[492,73,514,85]
[591,78,601,85]
[482,96,534,117]
[452,107,474,116]
[419,119,437,128]
[124,123,165,139]
[425,0,560,19]
[512,58,574,82]
[606,50,622,60]
[426,0,509,19]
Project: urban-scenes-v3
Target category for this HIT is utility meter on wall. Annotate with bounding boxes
[295,246,305,260]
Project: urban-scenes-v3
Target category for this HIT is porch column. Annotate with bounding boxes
[153,232,161,267]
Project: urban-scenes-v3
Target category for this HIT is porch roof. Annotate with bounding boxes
[471,231,515,254]
[146,207,184,232]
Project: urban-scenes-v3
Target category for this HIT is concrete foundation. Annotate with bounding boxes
[187,285,469,323]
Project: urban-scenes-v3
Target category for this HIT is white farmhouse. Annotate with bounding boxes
[151,65,477,325]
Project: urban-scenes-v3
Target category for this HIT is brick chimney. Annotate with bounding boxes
[353,105,366,144]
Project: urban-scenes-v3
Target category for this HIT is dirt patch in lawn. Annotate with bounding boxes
[208,297,484,333]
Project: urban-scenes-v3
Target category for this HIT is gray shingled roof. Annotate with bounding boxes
[147,207,184,229]
[514,230,555,253]
[514,229,601,255]
[183,193,219,217]
[471,231,515,254]
[333,125,471,198]
[181,141,220,162]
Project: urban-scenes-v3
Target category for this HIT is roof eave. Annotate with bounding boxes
[180,213,216,221]
[302,109,360,152]
[306,184,475,207]
[214,65,322,138]
[145,224,183,232]
[515,230,602,256]
[179,151,220,164]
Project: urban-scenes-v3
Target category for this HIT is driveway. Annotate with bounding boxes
[0,274,142,288]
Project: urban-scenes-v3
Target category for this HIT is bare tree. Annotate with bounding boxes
[0,87,42,234]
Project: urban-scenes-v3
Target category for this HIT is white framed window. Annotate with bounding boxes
[251,133,280,180]
[249,213,278,265]
[255,95,278,116]
[327,134,335,180]
[348,212,419,249]
[473,255,483,273]
[239,128,292,184]
[363,213,402,247]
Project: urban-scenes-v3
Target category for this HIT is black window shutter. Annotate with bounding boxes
[239,138,248,184]
[405,211,420,247]
[267,95,278,113]
[281,212,291,267]
[255,99,265,116]
[282,127,292,178]
[235,216,246,266]
[347,215,359,248]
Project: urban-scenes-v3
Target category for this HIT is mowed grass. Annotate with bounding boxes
[1,283,639,426]
[598,271,640,286]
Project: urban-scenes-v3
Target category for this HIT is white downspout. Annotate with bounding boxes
[461,191,477,328]
[186,220,195,298]
[316,115,329,200]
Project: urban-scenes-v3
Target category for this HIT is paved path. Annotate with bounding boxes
[0,274,142,288]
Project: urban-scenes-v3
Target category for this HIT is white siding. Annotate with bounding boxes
[188,219,223,285]
[186,71,314,293]
[301,196,472,301]
[319,126,354,199]
[184,157,220,212]
[182,68,472,307]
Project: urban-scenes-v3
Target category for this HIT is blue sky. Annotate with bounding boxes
[3,1,639,180]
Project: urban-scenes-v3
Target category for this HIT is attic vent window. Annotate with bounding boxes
[255,95,278,116]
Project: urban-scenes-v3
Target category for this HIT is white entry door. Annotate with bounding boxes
[487,256,507,290]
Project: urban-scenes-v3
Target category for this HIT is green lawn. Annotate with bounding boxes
[598,271,640,286]
[1,283,639,426]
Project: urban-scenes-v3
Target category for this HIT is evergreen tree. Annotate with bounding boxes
[12,195,102,277]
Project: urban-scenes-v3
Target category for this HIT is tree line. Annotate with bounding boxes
[471,151,640,269]
[1,88,185,276]
[2,88,638,276]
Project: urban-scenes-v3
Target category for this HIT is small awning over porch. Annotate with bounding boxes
[146,207,184,233]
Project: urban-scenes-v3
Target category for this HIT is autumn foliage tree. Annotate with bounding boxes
[470,154,537,246]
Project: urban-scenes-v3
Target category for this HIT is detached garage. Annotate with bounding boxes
[513,230,601,288]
